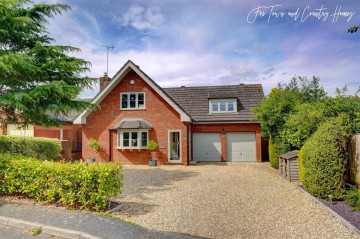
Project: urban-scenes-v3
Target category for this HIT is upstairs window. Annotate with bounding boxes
[209,99,237,113]
[121,92,145,110]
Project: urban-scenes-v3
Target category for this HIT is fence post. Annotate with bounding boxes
[349,135,360,188]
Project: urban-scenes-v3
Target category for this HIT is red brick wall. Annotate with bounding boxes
[34,124,82,141]
[34,129,60,139]
[191,123,262,162]
[82,70,188,165]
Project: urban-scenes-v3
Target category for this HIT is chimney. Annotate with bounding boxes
[99,72,111,92]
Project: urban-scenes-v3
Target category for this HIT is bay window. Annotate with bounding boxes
[117,129,148,149]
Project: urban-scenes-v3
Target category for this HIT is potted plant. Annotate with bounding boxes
[147,140,158,166]
[87,138,101,163]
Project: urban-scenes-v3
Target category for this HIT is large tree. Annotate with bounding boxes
[348,26,359,33]
[0,0,95,127]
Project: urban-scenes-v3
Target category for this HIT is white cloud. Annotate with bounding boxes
[230,63,258,78]
[43,0,360,98]
[113,5,165,31]
[80,10,101,35]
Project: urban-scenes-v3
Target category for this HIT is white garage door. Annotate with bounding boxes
[193,133,221,161]
[226,132,256,162]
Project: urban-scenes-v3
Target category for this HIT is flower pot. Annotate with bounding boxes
[86,158,95,164]
[149,159,157,166]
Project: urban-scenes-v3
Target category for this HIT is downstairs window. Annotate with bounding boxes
[117,129,148,149]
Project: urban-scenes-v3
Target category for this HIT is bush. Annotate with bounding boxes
[269,137,279,168]
[269,136,290,169]
[298,116,351,199]
[0,154,123,211]
[281,103,325,148]
[0,136,61,160]
[146,140,158,151]
[344,186,360,210]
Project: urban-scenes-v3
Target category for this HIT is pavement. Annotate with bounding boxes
[0,199,201,239]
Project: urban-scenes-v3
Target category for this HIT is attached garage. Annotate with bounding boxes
[226,132,256,162]
[193,133,221,161]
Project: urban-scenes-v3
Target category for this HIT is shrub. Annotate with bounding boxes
[298,116,351,199]
[87,138,101,159]
[344,186,360,210]
[0,154,123,211]
[146,140,158,151]
[88,138,101,150]
[269,137,290,169]
[269,137,279,168]
[281,102,325,148]
[0,136,61,160]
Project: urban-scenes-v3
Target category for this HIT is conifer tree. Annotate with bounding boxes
[0,0,95,126]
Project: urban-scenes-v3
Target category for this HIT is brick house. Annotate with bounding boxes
[74,60,264,165]
[0,112,84,159]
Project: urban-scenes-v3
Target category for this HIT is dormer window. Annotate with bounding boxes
[121,92,145,110]
[209,99,237,113]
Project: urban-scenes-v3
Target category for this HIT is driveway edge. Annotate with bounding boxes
[0,215,102,239]
[297,186,360,237]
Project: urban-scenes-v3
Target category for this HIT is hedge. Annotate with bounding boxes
[0,154,123,211]
[269,137,290,169]
[298,116,351,199]
[269,137,279,168]
[0,135,61,160]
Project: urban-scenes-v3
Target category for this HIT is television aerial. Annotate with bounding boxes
[100,44,114,75]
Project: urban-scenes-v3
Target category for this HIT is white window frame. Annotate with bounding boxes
[117,129,149,149]
[120,92,146,110]
[209,99,237,113]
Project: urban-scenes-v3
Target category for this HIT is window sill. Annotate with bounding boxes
[120,108,146,111]
[116,147,147,151]
[209,112,237,114]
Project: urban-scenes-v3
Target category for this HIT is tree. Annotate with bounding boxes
[253,76,326,140]
[348,26,360,33]
[0,0,95,127]
[253,76,328,168]
[281,102,326,148]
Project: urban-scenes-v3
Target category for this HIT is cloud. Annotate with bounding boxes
[43,0,360,98]
[230,63,258,78]
[80,10,101,35]
[113,5,165,31]
[263,67,274,74]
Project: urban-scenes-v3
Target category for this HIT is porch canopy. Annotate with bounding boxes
[112,118,153,130]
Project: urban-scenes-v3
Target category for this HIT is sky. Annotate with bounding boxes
[43,0,360,97]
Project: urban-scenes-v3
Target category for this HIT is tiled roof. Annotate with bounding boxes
[113,118,153,129]
[164,84,264,122]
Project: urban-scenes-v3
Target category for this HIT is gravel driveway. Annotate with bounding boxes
[113,163,359,239]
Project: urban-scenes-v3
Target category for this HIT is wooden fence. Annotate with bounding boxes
[349,135,360,188]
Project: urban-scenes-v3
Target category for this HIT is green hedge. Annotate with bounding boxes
[269,137,279,168]
[0,154,123,211]
[0,135,61,160]
[269,137,290,169]
[298,116,351,199]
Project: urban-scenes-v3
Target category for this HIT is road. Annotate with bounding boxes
[0,226,56,239]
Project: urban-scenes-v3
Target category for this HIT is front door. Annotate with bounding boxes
[168,130,181,163]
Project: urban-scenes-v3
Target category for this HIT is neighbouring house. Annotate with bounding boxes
[0,110,85,159]
[74,60,265,165]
